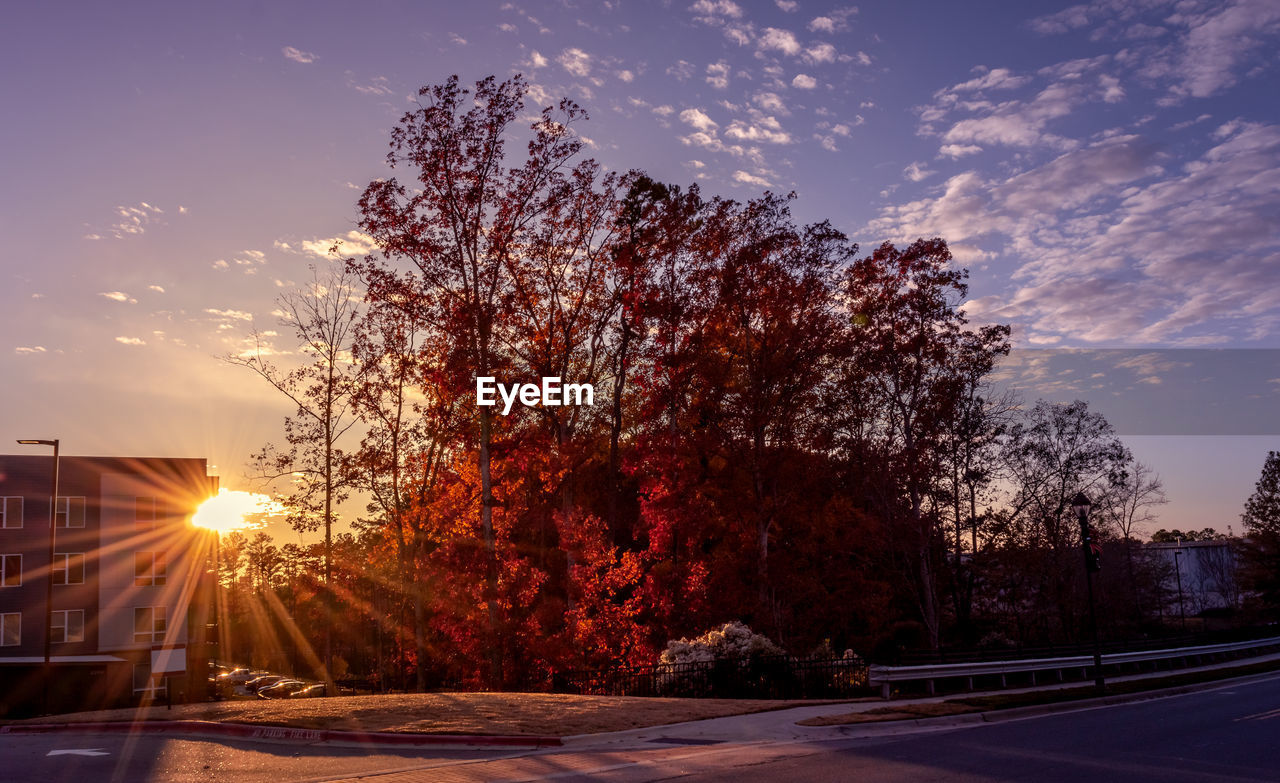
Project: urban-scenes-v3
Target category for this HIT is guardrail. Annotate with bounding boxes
[868,635,1280,699]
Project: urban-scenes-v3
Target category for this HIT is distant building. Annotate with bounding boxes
[1147,539,1241,616]
[0,455,217,717]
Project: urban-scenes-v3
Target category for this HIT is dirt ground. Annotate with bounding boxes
[796,701,977,725]
[6,692,848,737]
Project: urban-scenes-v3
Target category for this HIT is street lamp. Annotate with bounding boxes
[16,438,60,715]
[1174,537,1186,631]
[1071,492,1105,694]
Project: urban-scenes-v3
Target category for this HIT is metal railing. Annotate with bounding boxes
[870,634,1280,699]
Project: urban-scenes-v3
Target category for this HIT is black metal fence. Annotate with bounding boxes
[558,655,872,700]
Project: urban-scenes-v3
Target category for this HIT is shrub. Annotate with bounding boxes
[659,621,784,665]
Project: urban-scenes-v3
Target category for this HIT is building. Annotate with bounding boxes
[1147,539,1241,617]
[0,455,218,717]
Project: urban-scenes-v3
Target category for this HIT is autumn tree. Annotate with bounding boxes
[355,75,596,686]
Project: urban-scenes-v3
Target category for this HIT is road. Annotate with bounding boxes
[7,674,1280,782]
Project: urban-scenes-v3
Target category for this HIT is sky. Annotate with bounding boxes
[1,0,1278,541]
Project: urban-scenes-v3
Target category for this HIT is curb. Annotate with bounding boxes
[0,720,562,748]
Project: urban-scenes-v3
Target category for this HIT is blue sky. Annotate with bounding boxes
[1,0,1278,538]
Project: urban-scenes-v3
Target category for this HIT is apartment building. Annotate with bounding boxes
[0,455,217,716]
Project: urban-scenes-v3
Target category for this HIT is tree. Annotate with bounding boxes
[347,297,466,690]
[994,399,1131,642]
[1240,451,1280,612]
[228,264,361,686]
[1107,461,1167,620]
[355,75,595,686]
[1243,451,1280,535]
[840,238,1009,648]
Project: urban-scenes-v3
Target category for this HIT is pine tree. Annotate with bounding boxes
[1242,451,1280,535]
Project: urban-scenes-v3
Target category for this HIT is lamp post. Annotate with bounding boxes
[1071,492,1105,694]
[16,438,60,715]
[1174,537,1186,631]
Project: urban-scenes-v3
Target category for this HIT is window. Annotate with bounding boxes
[52,553,85,585]
[1,554,20,587]
[0,613,18,646]
[133,606,166,644]
[1,497,22,528]
[135,497,156,530]
[134,552,167,586]
[133,662,167,695]
[55,496,85,528]
[51,609,84,643]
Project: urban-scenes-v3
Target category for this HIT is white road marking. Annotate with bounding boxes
[47,748,110,757]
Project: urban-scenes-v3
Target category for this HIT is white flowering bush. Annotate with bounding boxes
[659,621,784,665]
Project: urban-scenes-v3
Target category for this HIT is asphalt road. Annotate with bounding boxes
[0,733,502,783]
[7,674,1280,782]
[661,681,1280,782]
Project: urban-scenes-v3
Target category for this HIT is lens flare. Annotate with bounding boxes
[192,488,284,533]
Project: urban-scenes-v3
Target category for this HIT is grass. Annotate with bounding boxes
[3,692,843,737]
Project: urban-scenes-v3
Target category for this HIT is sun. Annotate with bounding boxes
[192,488,283,534]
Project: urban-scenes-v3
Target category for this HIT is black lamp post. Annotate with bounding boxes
[16,438,60,715]
[1174,537,1186,631]
[1071,492,1105,694]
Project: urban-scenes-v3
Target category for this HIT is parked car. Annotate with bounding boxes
[245,674,287,693]
[217,668,254,685]
[289,683,327,699]
[258,680,306,699]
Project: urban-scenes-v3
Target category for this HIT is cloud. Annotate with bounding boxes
[724,116,792,144]
[690,0,743,18]
[903,161,935,182]
[945,67,1032,94]
[99,291,137,304]
[776,0,797,11]
[804,42,838,64]
[758,27,801,56]
[940,82,1084,149]
[680,108,719,132]
[98,202,165,239]
[733,170,773,187]
[350,75,392,96]
[939,143,983,158]
[753,91,789,114]
[205,308,254,321]
[528,50,549,68]
[706,61,731,89]
[448,32,467,46]
[1032,0,1280,104]
[558,47,592,77]
[115,336,146,346]
[869,124,1280,345]
[792,73,817,89]
[281,46,317,64]
[14,346,46,355]
[809,16,836,34]
[299,230,378,259]
[667,60,695,81]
